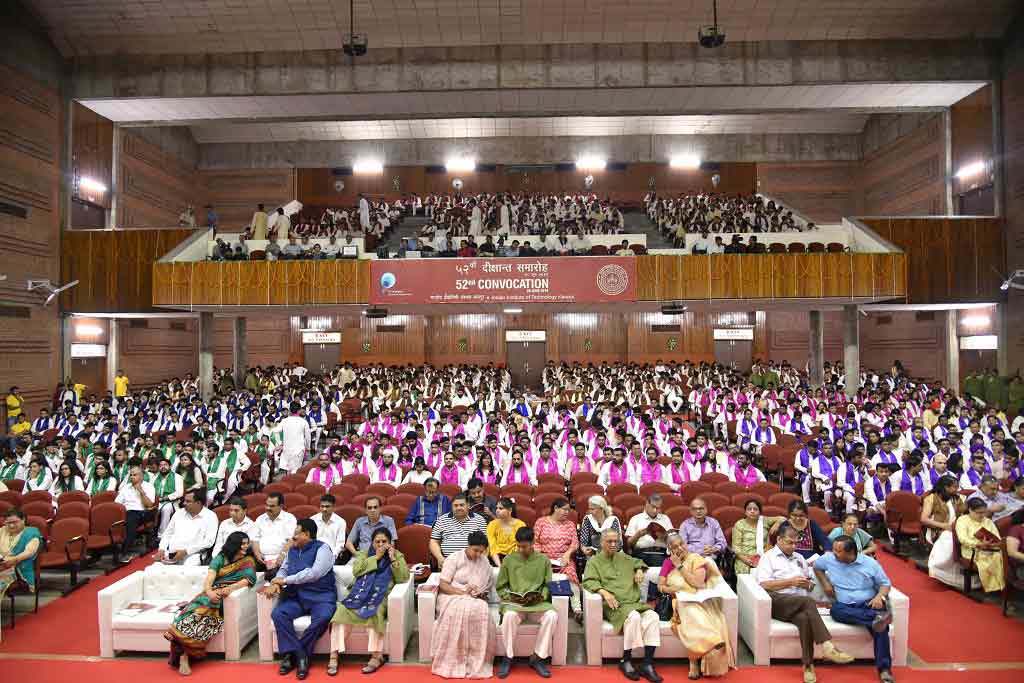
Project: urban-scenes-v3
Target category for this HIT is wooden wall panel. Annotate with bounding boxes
[71,102,113,210]
[119,132,199,228]
[213,317,292,369]
[0,63,62,417]
[861,217,1003,304]
[860,115,947,216]
[198,168,296,230]
[119,319,199,390]
[1003,57,1024,373]
[756,161,861,224]
[296,163,757,209]
[951,85,994,199]
[62,229,196,312]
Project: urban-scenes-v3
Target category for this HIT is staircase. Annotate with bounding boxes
[623,210,675,250]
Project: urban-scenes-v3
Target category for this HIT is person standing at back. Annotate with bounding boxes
[278,402,311,475]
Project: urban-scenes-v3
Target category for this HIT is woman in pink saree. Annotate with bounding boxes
[430,531,497,678]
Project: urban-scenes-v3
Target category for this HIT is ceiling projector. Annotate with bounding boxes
[698,25,725,48]
[343,33,368,57]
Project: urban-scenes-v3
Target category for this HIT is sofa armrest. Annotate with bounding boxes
[257,587,278,662]
[416,574,440,662]
[551,592,570,666]
[715,579,740,657]
[583,588,604,666]
[387,578,414,663]
[97,571,145,658]
[223,584,258,661]
[736,574,772,666]
[888,586,910,667]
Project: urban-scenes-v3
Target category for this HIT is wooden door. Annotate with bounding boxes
[506,341,546,389]
[714,339,752,373]
[71,357,107,395]
[303,343,340,376]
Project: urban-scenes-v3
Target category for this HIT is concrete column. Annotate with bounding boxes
[843,305,860,399]
[808,310,824,389]
[997,302,1010,376]
[199,312,214,401]
[233,317,247,388]
[945,310,960,395]
[108,124,122,229]
[106,318,119,394]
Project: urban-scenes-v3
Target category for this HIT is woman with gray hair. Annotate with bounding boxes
[579,495,622,558]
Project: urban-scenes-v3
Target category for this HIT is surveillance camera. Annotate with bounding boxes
[343,33,368,57]
[698,25,725,48]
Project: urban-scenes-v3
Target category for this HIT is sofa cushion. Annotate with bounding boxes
[769,616,870,639]
[600,620,672,635]
[142,565,207,601]
[112,599,185,629]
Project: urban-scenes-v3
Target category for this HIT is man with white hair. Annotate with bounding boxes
[582,528,663,682]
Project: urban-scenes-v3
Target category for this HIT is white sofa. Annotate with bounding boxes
[417,568,570,665]
[583,582,738,665]
[98,564,259,660]
[736,574,909,666]
[257,566,414,662]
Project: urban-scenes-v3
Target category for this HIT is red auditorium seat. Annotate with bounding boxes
[787,242,806,253]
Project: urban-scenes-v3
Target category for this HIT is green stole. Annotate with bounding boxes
[206,447,238,489]
[0,462,19,479]
[113,461,130,482]
[153,472,177,499]
[89,476,112,495]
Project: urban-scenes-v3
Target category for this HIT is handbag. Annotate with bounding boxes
[548,579,573,597]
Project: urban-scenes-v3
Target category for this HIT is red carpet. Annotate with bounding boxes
[0,555,153,655]
[1,660,1022,683]
[876,550,1024,663]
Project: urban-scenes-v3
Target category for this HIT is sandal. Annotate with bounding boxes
[362,655,384,674]
[327,655,339,677]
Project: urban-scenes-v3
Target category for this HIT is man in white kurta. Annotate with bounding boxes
[156,491,219,566]
[278,404,311,474]
[359,194,371,231]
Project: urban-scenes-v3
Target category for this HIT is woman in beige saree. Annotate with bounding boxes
[657,534,735,679]
[430,530,497,679]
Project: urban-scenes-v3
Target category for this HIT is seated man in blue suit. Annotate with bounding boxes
[265,518,338,680]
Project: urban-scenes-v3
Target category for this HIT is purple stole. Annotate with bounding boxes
[308,467,338,487]
[927,467,946,487]
[639,460,663,484]
[876,450,898,465]
[424,451,442,470]
[669,463,691,486]
[796,448,813,478]
[438,466,462,486]
[535,457,560,476]
[607,462,632,485]
[816,454,841,479]
[754,427,775,445]
[872,477,892,502]
[738,420,756,441]
[733,464,759,487]
[475,469,498,484]
[899,470,926,496]
[568,457,592,475]
[963,468,984,488]
[377,463,399,483]
[506,466,531,485]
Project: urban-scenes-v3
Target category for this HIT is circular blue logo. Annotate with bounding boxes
[380,272,397,290]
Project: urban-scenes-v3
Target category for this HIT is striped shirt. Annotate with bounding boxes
[430,511,488,558]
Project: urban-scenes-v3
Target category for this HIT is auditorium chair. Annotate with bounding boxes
[22,491,52,506]
[827,242,846,253]
[39,517,89,594]
[289,504,319,520]
[381,504,408,527]
[639,482,672,497]
[57,491,90,506]
[884,491,923,555]
[732,492,766,508]
[583,576,737,665]
[3,479,25,493]
[768,243,787,253]
[330,483,360,500]
[258,565,414,662]
[589,245,608,256]
[807,242,825,253]
[263,482,293,496]
[366,482,398,499]
[396,482,426,496]
[713,481,745,498]
[345,474,372,491]
[99,563,259,659]
[737,573,908,666]
[0,490,22,508]
[388,493,418,511]
[417,567,569,665]
[294,482,327,500]
[3,544,41,628]
[787,242,806,253]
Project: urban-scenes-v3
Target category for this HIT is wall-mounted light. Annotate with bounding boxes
[503,307,523,314]
[76,323,103,337]
[576,156,607,171]
[961,314,990,328]
[353,159,383,174]
[79,177,108,194]
[955,161,987,180]
[669,155,702,169]
[445,157,476,173]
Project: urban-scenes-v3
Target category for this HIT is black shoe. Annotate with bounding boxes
[168,646,181,668]
[529,656,551,678]
[638,663,663,683]
[620,660,641,681]
[279,653,295,675]
[496,656,512,679]
[296,653,310,680]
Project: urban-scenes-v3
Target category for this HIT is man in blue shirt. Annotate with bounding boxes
[405,477,451,526]
[345,496,398,556]
[813,535,895,683]
[266,518,337,680]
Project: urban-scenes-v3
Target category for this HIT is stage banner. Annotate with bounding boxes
[370,257,637,305]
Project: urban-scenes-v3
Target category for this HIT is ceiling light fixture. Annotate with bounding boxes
[503,307,523,314]
[576,156,607,170]
[961,314,990,327]
[76,323,103,336]
[445,157,476,173]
